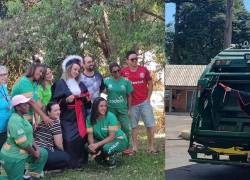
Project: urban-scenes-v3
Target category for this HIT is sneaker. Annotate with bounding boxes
[105,155,116,169]
[23,175,39,180]
[95,155,105,165]
[24,171,43,179]
[40,171,44,178]
[23,174,31,180]
[147,149,160,155]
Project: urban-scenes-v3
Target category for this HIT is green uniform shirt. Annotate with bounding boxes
[1,113,33,159]
[38,84,52,106]
[104,77,133,109]
[11,76,39,118]
[86,112,127,141]
[11,76,39,101]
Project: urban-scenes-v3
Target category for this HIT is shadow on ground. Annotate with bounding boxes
[165,164,250,180]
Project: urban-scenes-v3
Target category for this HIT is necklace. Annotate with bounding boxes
[0,85,11,110]
[0,85,9,103]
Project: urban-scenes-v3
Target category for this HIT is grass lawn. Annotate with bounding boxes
[45,125,165,180]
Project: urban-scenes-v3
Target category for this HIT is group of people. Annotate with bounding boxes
[0,50,158,179]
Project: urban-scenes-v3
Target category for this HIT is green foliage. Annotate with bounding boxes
[166,0,250,65]
[0,0,164,77]
[165,24,174,62]
[232,1,250,43]
[6,0,24,17]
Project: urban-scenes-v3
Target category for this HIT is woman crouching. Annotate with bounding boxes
[86,97,128,168]
[0,95,48,179]
[34,102,70,171]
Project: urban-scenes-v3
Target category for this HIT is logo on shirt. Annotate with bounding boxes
[140,73,145,78]
[109,96,125,104]
[101,127,108,131]
[121,85,126,91]
[132,80,144,85]
[124,72,130,77]
[17,129,24,135]
[108,84,113,89]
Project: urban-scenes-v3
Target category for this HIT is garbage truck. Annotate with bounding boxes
[188,44,250,165]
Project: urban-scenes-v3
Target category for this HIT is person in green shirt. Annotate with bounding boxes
[104,62,133,155]
[86,97,128,168]
[37,65,53,107]
[11,62,53,127]
[0,95,48,180]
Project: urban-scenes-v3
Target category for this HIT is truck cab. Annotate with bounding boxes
[188,45,250,165]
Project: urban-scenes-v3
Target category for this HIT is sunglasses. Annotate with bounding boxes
[112,69,120,73]
[129,58,138,62]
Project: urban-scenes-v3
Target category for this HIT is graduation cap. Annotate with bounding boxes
[62,55,83,72]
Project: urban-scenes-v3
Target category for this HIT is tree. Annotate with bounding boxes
[232,0,250,43]
[0,0,165,79]
[166,0,250,65]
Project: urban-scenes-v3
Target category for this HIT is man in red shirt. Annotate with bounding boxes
[121,50,157,154]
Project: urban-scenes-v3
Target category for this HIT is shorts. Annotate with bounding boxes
[130,100,155,128]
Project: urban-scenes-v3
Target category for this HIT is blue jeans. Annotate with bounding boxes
[130,100,155,128]
[44,148,70,170]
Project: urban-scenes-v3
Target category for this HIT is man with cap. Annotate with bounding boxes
[0,95,48,180]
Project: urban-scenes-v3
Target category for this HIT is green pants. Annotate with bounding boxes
[102,138,128,155]
[0,147,48,180]
[109,107,131,148]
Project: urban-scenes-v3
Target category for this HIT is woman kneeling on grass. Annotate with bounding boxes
[86,97,128,168]
[0,95,48,180]
[34,102,70,171]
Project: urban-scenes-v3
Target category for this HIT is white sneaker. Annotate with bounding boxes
[23,174,31,179]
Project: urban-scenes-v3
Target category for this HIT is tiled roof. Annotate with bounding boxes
[165,65,207,86]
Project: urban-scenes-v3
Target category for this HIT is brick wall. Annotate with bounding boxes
[172,90,186,112]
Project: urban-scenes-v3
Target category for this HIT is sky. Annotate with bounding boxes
[165,0,250,24]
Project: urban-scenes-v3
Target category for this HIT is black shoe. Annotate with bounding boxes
[105,155,116,169]
[95,154,105,165]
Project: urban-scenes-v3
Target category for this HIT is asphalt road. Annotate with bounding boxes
[165,113,250,180]
[166,164,250,180]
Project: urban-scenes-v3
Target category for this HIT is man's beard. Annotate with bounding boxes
[87,65,94,71]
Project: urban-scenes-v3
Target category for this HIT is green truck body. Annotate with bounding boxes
[188,46,250,166]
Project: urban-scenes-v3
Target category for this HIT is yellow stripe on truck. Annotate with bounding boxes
[210,147,250,155]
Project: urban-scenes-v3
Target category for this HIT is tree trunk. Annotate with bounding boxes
[224,0,233,48]
[96,5,112,63]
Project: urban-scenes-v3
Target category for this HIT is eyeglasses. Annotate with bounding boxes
[129,58,138,62]
[112,69,120,73]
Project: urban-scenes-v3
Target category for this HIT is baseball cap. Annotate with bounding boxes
[12,95,31,107]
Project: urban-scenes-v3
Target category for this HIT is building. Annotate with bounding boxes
[165,65,206,112]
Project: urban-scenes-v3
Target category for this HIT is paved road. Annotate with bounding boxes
[166,164,250,180]
[165,113,250,180]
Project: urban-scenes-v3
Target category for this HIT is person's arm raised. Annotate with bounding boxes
[28,99,53,126]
